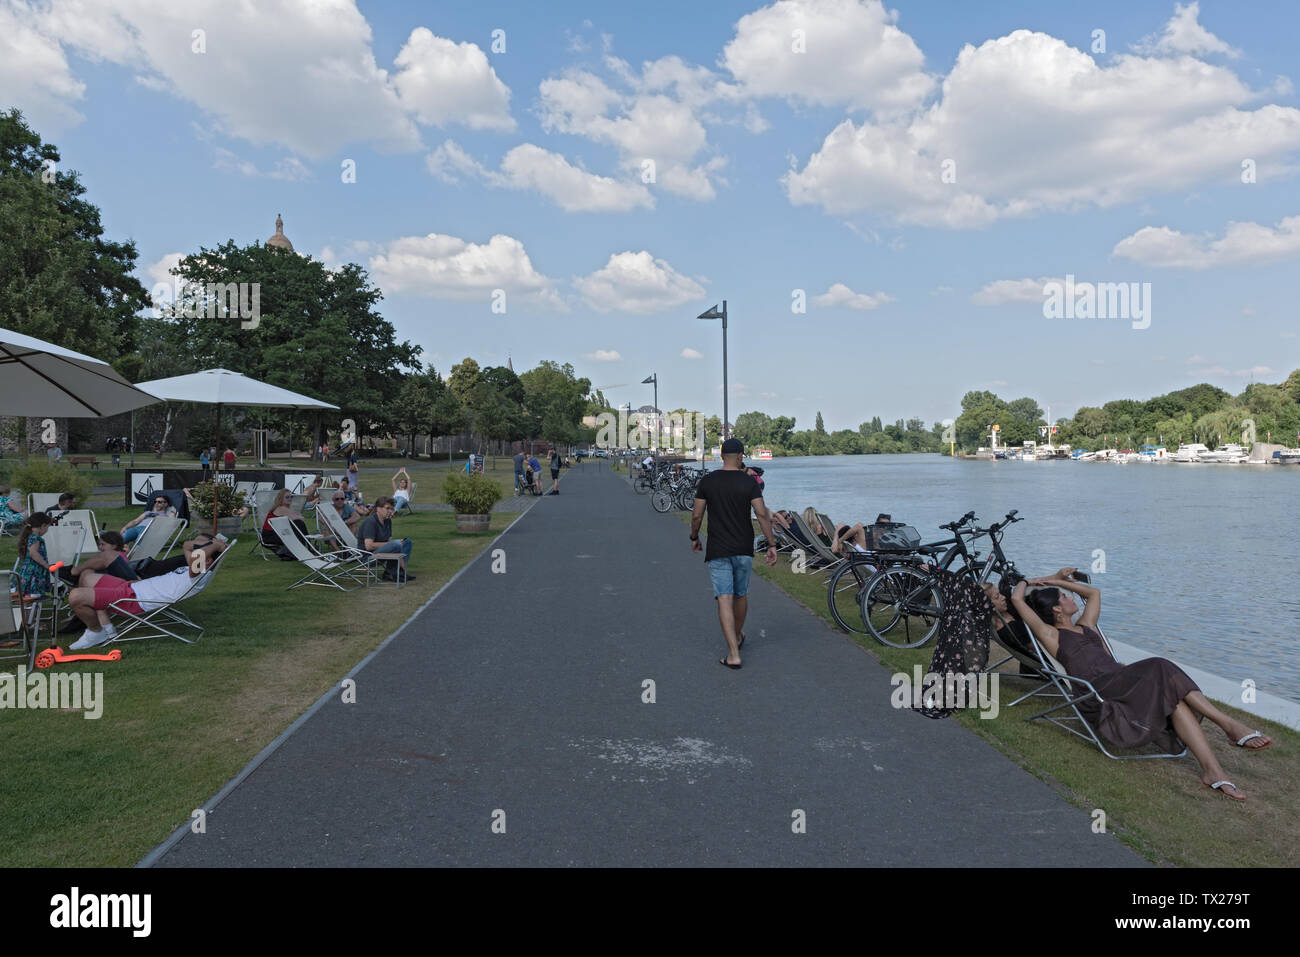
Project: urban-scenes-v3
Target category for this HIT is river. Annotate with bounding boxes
[753,454,1300,704]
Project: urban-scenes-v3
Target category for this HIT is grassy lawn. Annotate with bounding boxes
[0,500,520,867]
[739,537,1298,867]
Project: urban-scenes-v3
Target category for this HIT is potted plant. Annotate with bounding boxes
[443,472,501,533]
[187,480,247,535]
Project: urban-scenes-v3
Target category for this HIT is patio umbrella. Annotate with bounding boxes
[134,369,340,533]
[0,326,159,417]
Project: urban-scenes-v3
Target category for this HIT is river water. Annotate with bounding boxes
[753,454,1300,703]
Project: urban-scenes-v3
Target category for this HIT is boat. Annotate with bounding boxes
[753,448,773,460]
[1137,444,1168,462]
[1277,449,1300,465]
[1171,443,1210,463]
[1113,450,1140,464]
[1196,443,1250,464]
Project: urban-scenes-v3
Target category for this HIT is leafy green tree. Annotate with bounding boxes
[393,375,435,455]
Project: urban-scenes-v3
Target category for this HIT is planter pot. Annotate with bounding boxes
[212,516,243,536]
[454,513,491,534]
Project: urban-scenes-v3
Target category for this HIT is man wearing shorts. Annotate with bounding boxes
[691,438,778,669]
[64,536,228,649]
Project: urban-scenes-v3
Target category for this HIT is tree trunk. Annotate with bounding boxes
[157,405,175,457]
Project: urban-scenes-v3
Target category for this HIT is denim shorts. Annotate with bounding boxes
[707,555,753,598]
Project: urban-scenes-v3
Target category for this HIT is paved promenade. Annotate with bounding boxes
[151,463,1140,866]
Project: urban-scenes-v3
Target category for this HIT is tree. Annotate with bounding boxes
[393,376,435,455]
[448,358,484,405]
[815,411,826,434]
[0,109,150,359]
[518,360,591,451]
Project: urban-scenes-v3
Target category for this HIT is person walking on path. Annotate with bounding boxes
[690,437,778,669]
[547,448,562,495]
[513,449,526,495]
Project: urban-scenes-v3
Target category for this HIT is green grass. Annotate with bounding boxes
[0,504,516,867]
[740,537,1299,867]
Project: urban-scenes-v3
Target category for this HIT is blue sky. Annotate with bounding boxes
[3,0,1298,431]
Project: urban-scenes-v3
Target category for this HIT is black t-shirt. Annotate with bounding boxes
[694,469,762,561]
[357,513,392,550]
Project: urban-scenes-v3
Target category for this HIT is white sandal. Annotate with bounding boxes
[1207,780,1245,800]
[1235,731,1272,750]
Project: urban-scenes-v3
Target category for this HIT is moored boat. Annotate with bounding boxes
[1171,443,1210,463]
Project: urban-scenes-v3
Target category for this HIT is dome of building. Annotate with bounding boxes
[266,213,294,252]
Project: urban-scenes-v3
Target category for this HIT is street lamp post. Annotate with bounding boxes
[641,373,658,469]
[698,300,728,442]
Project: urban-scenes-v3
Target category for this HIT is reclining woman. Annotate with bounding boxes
[800,507,868,555]
[1009,570,1272,801]
[261,489,309,559]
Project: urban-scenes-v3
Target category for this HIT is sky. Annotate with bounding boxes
[2,0,1298,432]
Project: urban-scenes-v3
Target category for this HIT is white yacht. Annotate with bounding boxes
[1277,449,1300,465]
[1197,443,1250,464]
[1171,443,1210,463]
[1138,445,1168,462]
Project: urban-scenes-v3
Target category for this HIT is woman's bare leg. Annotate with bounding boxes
[1183,691,1272,748]
[1171,701,1244,800]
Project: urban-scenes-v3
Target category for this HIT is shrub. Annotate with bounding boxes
[442,472,502,515]
[9,461,94,505]
[186,481,247,519]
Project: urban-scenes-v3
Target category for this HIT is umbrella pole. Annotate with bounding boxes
[212,402,221,536]
[129,409,135,468]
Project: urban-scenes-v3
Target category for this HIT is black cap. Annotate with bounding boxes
[721,438,744,454]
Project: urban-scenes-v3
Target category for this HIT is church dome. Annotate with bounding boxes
[266,213,295,252]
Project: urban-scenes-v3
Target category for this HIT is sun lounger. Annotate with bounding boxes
[106,540,237,644]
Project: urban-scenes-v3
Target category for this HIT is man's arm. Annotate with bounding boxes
[690,497,706,550]
[751,497,779,565]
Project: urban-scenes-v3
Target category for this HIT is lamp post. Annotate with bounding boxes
[641,373,658,468]
[698,300,727,441]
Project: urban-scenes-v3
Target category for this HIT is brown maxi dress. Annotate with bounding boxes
[1054,625,1200,752]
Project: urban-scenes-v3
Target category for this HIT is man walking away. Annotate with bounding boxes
[690,438,777,669]
[513,449,526,494]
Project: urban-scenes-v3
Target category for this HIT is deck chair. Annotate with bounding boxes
[107,540,237,644]
[315,505,399,587]
[1008,615,1187,760]
[250,490,281,559]
[323,471,348,488]
[27,492,63,516]
[269,517,366,591]
[55,509,100,543]
[788,513,844,570]
[27,525,88,636]
[126,515,187,561]
[1,569,43,670]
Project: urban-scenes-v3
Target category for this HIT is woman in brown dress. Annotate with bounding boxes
[1011,570,1272,801]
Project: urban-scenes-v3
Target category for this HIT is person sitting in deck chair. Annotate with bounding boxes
[355,496,415,583]
[65,536,228,649]
[44,492,79,526]
[391,468,413,511]
[800,507,867,555]
[0,484,24,531]
[120,494,177,543]
[1010,572,1272,801]
[261,489,309,560]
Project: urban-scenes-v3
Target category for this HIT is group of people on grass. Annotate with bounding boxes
[688,437,1274,802]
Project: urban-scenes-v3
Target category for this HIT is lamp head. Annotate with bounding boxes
[698,304,723,320]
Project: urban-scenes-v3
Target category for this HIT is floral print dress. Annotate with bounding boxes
[17,532,51,596]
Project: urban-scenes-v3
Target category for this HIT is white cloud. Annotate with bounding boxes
[681,347,704,359]
[721,0,934,113]
[392,27,515,132]
[583,349,622,361]
[760,391,778,399]
[3,3,518,158]
[574,251,706,314]
[538,57,739,201]
[427,140,653,212]
[784,28,1300,227]
[812,282,893,310]
[368,233,561,306]
[213,149,311,181]
[1235,365,1274,376]
[972,278,1067,305]
[1133,2,1240,59]
[984,380,1009,387]
[1112,215,1300,268]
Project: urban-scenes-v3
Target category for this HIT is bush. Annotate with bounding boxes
[9,460,94,505]
[186,481,247,519]
[442,472,502,515]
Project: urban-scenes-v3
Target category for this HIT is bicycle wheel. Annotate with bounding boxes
[826,559,877,635]
[634,474,653,494]
[861,566,943,648]
[651,489,673,512]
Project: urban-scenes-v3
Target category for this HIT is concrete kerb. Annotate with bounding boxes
[136,494,543,867]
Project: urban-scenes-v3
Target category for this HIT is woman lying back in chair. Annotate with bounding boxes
[1009,570,1272,801]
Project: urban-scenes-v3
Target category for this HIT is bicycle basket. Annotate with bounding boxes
[869,522,921,551]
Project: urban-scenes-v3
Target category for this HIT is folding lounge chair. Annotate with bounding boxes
[27,492,62,515]
[250,490,281,560]
[315,506,401,587]
[270,516,367,590]
[395,482,417,516]
[788,513,844,571]
[56,509,100,542]
[106,540,237,644]
[126,515,187,561]
[1009,616,1187,760]
[1,569,43,670]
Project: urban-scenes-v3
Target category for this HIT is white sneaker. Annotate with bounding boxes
[70,624,116,650]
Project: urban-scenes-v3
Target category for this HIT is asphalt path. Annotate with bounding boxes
[152,463,1141,866]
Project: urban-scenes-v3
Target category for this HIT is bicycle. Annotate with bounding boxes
[859,510,1025,648]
